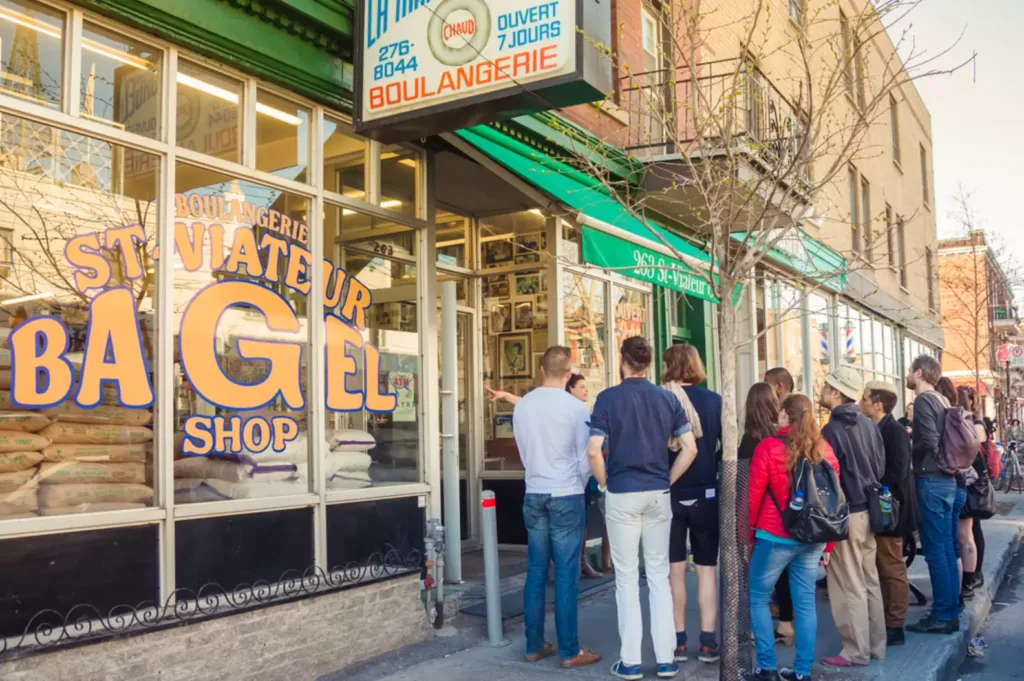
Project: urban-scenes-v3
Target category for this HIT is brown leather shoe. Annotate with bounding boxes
[525,642,555,663]
[561,647,601,668]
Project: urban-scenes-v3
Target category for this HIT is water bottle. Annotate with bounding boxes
[789,490,806,512]
[879,486,893,515]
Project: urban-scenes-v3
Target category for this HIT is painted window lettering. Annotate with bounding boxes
[10,194,399,460]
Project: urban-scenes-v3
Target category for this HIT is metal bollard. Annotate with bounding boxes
[481,490,510,647]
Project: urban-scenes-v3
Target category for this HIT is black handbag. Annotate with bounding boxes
[965,476,996,519]
[866,483,900,534]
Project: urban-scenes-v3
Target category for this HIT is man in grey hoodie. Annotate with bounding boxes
[818,366,886,668]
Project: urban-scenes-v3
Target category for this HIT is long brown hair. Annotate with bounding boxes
[936,377,957,405]
[781,393,825,471]
[957,385,978,417]
[744,382,779,442]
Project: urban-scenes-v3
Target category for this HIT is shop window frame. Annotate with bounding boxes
[0,0,432,653]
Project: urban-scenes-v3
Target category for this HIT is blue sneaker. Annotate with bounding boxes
[610,661,644,680]
[657,662,680,678]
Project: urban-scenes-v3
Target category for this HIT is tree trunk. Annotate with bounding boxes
[718,278,741,681]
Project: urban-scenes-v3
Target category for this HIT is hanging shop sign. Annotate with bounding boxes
[7,194,398,459]
[353,0,612,143]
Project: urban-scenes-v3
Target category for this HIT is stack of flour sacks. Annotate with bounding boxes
[174,425,376,502]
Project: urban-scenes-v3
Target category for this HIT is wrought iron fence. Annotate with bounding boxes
[620,59,811,183]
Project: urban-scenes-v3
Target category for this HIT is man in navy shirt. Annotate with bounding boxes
[588,336,698,680]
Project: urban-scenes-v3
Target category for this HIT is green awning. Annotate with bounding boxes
[730,229,848,292]
[455,126,716,303]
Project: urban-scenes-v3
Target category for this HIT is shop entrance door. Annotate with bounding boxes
[437,301,478,551]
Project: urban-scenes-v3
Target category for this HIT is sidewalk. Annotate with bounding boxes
[322,493,1024,681]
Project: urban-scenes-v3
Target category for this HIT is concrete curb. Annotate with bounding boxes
[933,523,1024,681]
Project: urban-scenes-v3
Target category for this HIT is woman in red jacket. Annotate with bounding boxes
[747,394,841,681]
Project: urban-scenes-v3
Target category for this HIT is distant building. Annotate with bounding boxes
[938,229,1019,419]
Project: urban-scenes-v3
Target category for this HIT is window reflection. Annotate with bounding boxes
[563,272,605,410]
[173,164,311,503]
[80,22,162,139]
[176,61,242,164]
[0,0,64,108]
[323,204,420,488]
[380,146,418,217]
[0,114,159,518]
[255,89,309,181]
[322,116,366,197]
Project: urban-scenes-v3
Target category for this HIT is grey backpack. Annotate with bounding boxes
[923,393,981,475]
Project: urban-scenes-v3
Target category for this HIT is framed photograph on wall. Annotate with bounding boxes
[490,303,512,334]
[515,234,541,264]
[489,275,510,298]
[514,273,540,296]
[533,300,548,330]
[514,301,534,331]
[483,238,514,266]
[494,414,514,439]
[499,333,532,379]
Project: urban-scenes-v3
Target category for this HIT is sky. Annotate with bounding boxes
[893,1,1023,297]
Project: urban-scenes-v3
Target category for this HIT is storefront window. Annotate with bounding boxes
[482,266,549,471]
[380,145,418,217]
[255,89,309,182]
[0,0,64,109]
[613,286,650,344]
[765,281,804,390]
[322,116,366,197]
[80,22,163,139]
[479,210,547,268]
[176,61,242,164]
[809,293,831,409]
[323,204,419,488]
[563,272,606,410]
[436,211,469,268]
[173,165,311,502]
[0,116,158,518]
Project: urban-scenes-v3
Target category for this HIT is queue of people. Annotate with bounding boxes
[504,338,994,680]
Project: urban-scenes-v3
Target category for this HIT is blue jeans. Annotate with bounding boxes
[952,486,967,557]
[750,538,825,676]
[916,477,960,621]
[523,493,586,659]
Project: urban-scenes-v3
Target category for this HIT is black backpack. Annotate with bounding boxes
[767,441,850,544]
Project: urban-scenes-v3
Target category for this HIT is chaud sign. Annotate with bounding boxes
[353,0,612,142]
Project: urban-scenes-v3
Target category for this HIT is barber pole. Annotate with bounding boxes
[844,322,856,363]
[820,328,830,365]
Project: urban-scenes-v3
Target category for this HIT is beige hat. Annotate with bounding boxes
[825,365,864,401]
[864,379,899,396]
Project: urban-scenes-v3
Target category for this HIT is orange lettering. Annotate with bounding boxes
[9,316,73,408]
[75,287,153,408]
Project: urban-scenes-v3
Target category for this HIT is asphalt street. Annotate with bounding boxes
[958,546,1024,680]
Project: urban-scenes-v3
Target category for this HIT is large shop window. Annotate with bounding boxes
[563,272,607,410]
[176,61,242,164]
[764,282,804,390]
[255,89,309,181]
[838,303,900,386]
[0,114,159,519]
[173,166,311,503]
[324,205,420,488]
[480,209,551,471]
[80,22,163,138]
[0,0,64,109]
[613,286,650,346]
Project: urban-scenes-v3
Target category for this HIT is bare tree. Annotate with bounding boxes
[556,1,972,676]
[939,189,1021,417]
